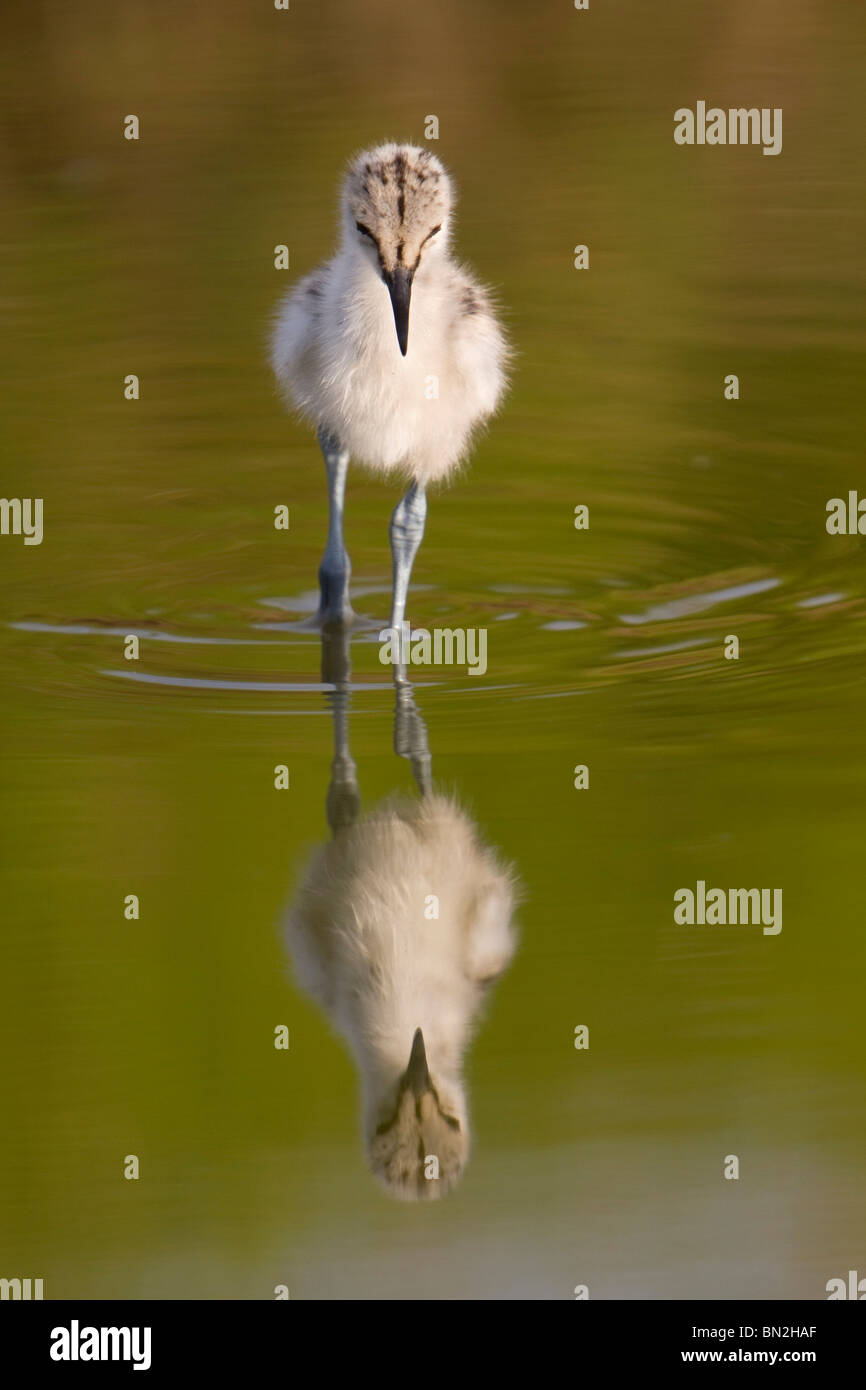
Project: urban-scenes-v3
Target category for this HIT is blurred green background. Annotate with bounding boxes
[1,0,865,1298]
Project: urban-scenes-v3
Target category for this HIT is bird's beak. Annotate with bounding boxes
[384,266,413,357]
[405,1027,432,1098]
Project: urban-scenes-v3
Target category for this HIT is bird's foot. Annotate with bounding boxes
[291,605,384,634]
[316,564,354,628]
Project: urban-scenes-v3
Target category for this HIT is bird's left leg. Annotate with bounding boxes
[316,426,353,626]
[388,481,427,663]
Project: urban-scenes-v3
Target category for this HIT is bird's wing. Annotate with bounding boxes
[269,265,332,394]
[446,265,509,418]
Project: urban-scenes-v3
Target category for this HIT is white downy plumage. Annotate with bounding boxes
[270,143,509,629]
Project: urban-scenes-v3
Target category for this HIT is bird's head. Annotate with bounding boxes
[365,1028,469,1201]
[341,143,453,356]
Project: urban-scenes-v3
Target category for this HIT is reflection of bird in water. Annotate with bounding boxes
[270,143,508,631]
[285,633,518,1200]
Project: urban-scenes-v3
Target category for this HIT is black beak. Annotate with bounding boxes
[384,266,413,357]
[405,1028,431,1098]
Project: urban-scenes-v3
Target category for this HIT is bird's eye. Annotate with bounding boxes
[420,224,441,249]
[355,221,376,243]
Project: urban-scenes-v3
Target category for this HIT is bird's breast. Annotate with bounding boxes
[313,267,497,481]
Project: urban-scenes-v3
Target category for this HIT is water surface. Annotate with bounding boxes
[1,0,865,1299]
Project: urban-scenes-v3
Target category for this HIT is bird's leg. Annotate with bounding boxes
[316,426,353,627]
[394,679,433,797]
[321,628,360,834]
[388,481,427,679]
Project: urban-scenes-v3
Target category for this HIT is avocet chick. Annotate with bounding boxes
[271,143,508,631]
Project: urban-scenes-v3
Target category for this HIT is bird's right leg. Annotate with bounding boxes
[316,426,353,626]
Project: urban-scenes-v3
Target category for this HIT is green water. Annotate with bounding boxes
[1,1,865,1298]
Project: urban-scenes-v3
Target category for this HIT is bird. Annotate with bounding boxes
[270,142,508,636]
[284,631,519,1200]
